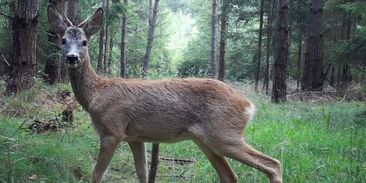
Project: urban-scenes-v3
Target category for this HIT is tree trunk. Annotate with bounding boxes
[142,0,160,79]
[340,11,353,91]
[107,30,113,76]
[1,1,15,77]
[148,143,159,183]
[271,0,289,103]
[43,0,67,84]
[209,0,218,79]
[254,0,265,91]
[329,65,335,87]
[6,0,40,95]
[301,0,324,91]
[66,0,78,24]
[218,0,229,81]
[263,0,275,94]
[296,38,302,91]
[97,0,106,73]
[103,0,110,75]
[56,0,69,83]
[120,0,128,78]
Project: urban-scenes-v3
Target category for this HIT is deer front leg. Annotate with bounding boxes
[129,142,148,183]
[92,135,120,183]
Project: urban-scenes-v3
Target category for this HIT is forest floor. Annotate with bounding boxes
[0,80,365,183]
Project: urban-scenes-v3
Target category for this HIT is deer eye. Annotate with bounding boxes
[82,40,87,47]
[61,38,66,45]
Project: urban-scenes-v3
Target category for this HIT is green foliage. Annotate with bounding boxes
[338,0,366,19]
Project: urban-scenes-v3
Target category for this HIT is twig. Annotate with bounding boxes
[0,103,9,113]
[10,120,27,137]
[299,0,312,10]
[1,52,11,67]
[0,12,14,21]
[160,156,196,164]
[178,165,194,178]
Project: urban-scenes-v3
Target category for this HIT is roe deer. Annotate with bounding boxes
[47,5,282,183]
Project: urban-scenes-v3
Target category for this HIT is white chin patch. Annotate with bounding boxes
[67,63,79,69]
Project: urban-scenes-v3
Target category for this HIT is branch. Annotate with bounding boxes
[0,12,14,21]
[1,52,11,67]
[160,156,196,164]
[299,0,312,10]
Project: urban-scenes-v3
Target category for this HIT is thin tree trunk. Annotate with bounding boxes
[97,0,106,73]
[44,0,67,84]
[330,65,335,87]
[209,0,218,79]
[254,0,265,91]
[218,0,229,81]
[2,1,15,77]
[296,38,302,91]
[120,0,128,78]
[341,11,353,91]
[107,30,113,76]
[271,0,289,103]
[148,143,159,183]
[67,0,78,24]
[263,0,275,94]
[301,0,324,91]
[6,0,40,95]
[103,0,110,75]
[142,0,160,79]
[149,0,154,22]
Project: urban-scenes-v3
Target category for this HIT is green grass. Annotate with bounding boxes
[0,83,365,183]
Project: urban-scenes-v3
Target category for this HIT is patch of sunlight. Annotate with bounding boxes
[165,9,198,67]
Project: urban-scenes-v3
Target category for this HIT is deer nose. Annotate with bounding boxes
[66,54,79,64]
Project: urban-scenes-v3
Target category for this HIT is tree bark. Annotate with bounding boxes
[1,1,15,77]
[271,0,289,103]
[254,0,265,91]
[66,0,78,25]
[340,10,353,91]
[107,30,113,76]
[330,65,335,87]
[103,0,110,75]
[296,38,302,91]
[97,0,106,73]
[142,0,160,79]
[6,0,40,95]
[301,0,324,91]
[209,0,218,79]
[148,143,159,183]
[120,0,128,78]
[263,0,275,94]
[43,0,67,84]
[218,0,229,81]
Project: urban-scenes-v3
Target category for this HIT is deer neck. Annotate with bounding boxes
[68,54,102,111]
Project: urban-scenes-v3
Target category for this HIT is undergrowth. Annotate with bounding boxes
[0,82,365,183]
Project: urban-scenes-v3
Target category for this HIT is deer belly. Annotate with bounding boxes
[124,124,192,143]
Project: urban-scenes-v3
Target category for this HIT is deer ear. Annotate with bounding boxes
[47,5,67,35]
[78,8,103,38]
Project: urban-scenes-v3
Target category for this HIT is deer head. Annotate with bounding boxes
[47,5,103,69]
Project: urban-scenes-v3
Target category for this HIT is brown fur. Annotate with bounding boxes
[48,6,283,183]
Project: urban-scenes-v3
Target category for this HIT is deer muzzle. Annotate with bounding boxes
[65,54,80,65]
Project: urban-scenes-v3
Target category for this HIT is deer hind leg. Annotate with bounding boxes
[128,142,148,183]
[218,138,282,183]
[92,135,121,183]
[194,140,238,183]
